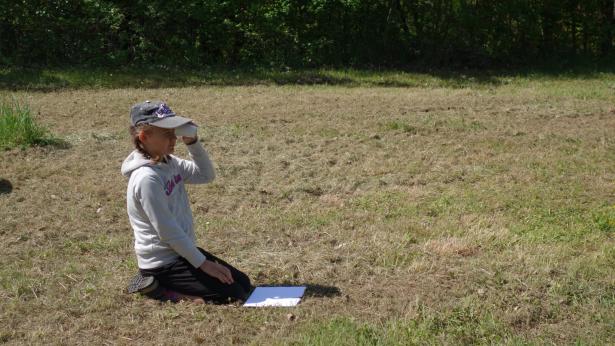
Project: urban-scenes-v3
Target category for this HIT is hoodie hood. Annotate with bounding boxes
[121,150,155,177]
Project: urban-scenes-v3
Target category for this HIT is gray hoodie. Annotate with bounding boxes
[121,141,215,269]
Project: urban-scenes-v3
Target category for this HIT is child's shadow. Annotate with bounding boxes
[304,283,341,298]
[257,282,341,298]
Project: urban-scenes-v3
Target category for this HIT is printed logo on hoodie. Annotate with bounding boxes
[164,174,183,195]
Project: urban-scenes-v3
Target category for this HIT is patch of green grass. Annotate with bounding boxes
[282,207,342,230]
[0,266,42,301]
[377,232,418,268]
[509,203,596,243]
[3,66,615,91]
[420,116,487,133]
[382,121,418,134]
[221,123,247,139]
[592,205,615,233]
[91,131,122,143]
[60,234,127,256]
[292,306,514,345]
[352,191,420,221]
[0,98,64,150]
[316,127,341,138]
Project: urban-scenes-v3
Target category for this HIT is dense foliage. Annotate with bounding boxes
[2,0,614,68]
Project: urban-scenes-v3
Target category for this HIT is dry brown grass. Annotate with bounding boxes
[1,80,615,344]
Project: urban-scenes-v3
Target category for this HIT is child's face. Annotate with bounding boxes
[141,126,177,157]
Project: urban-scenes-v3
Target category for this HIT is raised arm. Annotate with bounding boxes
[177,138,216,184]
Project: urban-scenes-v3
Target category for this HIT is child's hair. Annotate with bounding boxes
[129,124,166,163]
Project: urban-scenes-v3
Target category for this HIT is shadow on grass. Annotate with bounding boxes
[0,68,357,91]
[304,283,341,298]
[2,62,615,91]
[1,137,71,151]
[0,69,69,90]
[0,179,12,195]
[40,137,72,150]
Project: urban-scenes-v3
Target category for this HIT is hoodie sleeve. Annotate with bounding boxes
[176,141,216,184]
[136,174,207,268]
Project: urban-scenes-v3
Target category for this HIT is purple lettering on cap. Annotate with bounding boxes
[155,103,174,118]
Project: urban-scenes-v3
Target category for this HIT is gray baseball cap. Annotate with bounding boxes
[130,100,192,128]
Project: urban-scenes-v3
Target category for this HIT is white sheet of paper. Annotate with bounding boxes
[243,286,306,307]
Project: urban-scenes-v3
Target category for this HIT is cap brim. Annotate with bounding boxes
[150,115,192,129]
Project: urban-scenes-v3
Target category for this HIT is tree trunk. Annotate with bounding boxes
[392,0,411,41]
[601,0,614,55]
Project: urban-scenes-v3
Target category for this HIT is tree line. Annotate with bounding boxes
[2,0,614,68]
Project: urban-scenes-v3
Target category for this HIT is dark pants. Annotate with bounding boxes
[139,248,254,303]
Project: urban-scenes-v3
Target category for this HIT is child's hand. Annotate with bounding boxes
[200,260,235,284]
[176,123,198,144]
[181,135,198,145]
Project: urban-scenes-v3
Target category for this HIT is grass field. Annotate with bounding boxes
[1,70,615,344]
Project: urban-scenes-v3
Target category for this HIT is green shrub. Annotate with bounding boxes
[0,99,59,150]
[593,205,615,233]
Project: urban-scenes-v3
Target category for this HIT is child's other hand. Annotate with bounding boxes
[200,260,234,284]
